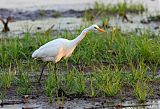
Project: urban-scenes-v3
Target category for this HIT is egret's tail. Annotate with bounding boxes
[32,50,38,58]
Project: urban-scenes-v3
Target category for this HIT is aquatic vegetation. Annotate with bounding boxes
[150,62,159,78]
[83,2,146,21]
[147,14,160,22]
[95,66,122,96]
[45,71,57,103]
[124,62,151,102]
[129,62,149,83]
[101,18,110,28]
[0,33,52,68]
[39,9,45,16]
[74,71,86,95]
[61,68,86,95]
[61,69,76,93]
[16,64,31,95]
[0,65,15,89]
[0,92,5,100]
[0,27,159,68]
[89,74,95,97]
[106,30,160,65]
[133,80,149,103]
[52,11,61,18]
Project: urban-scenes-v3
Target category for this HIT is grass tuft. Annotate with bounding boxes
[95,66,122,96]
[83,2,146,21]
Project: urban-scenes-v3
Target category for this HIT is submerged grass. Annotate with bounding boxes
[0,25,159,102]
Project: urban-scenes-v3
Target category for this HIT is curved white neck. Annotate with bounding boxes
[71,28,90,46]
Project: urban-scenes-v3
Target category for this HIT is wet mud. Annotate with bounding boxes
[0,70,160,109]
[0,0,160,108]
[0,9,83,21]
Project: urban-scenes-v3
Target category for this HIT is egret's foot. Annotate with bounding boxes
[58,87,66,97]
[37,77,42,83]
[36,81,43,88]
[37,78,42,83]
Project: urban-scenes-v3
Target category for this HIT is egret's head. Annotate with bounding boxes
[89,24,106,32]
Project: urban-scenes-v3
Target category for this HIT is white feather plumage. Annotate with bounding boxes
[32,24,105,63]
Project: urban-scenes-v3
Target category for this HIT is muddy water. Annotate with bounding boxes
[0,103,40,109]
[0,99,160,109]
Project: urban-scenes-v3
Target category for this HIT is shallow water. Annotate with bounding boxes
[0,0,160,38]
[105,14,160,33]
[0,99,160,109]
[0,17,83,38]
[0,103,40,109]
[0,0,103,11]
[0,15,159,38]
[0,0,160,13]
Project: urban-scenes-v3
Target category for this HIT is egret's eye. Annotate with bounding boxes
[94,27,97,29]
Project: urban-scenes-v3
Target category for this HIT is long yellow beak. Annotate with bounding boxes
[97,27,106,32]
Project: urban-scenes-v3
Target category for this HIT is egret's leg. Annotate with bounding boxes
[54,63,58,89]
[38,62,48,82]
[54,63,66,97]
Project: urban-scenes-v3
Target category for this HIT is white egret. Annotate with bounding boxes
[32,24,105,84]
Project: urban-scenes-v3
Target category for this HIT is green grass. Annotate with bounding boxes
[60,67,86,95]
[147,14,160,22]
[95,66,122,96]
[16,64,31,95]
[45,69,57,103]
[39,9,45,16]
[0,65,15,89]
[1,28,159,68]
[133,80,149,103]
[0,26,159,102]
[52,11,61,18]
[83,2,146,21]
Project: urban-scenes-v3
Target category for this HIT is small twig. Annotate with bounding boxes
[0,99,27,107]
[0,17,5,24]
[122,13,133,23]
[44,24,55,35]
[105,104,151,108]
[0,16,13,33]
[22,106,39,109]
